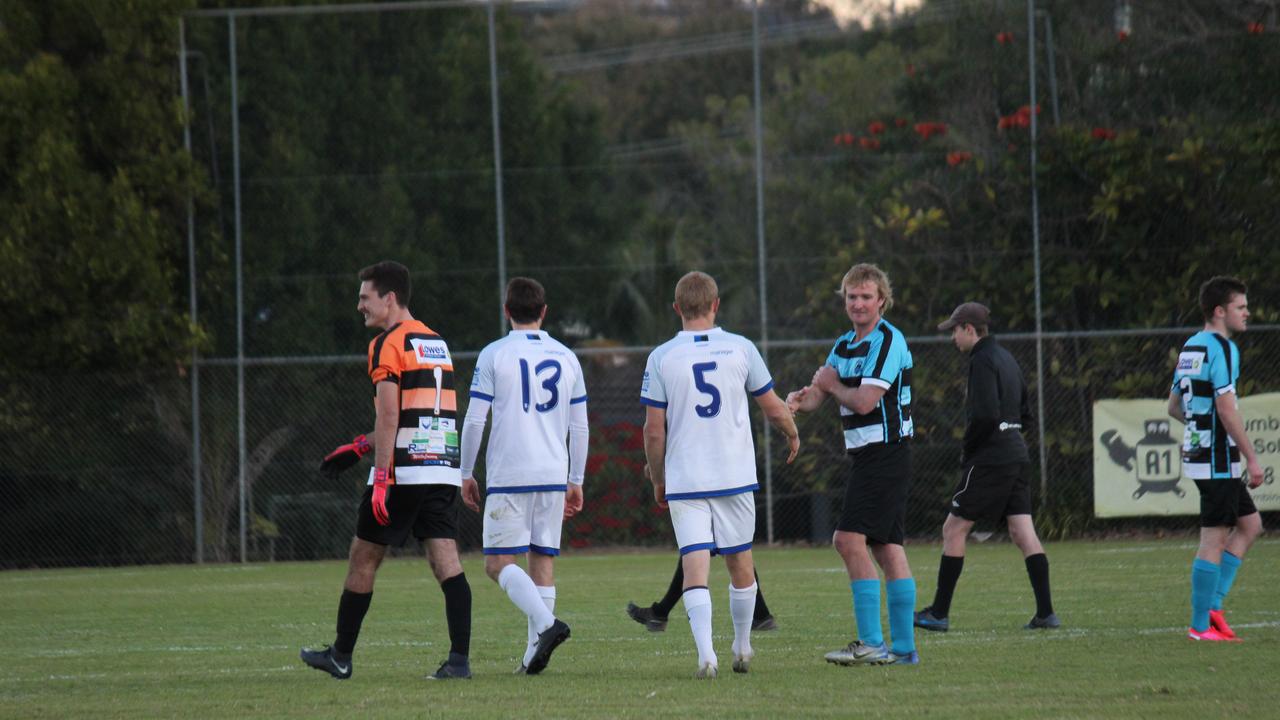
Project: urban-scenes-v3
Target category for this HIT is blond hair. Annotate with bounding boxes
[674,271,719,318]
[841,263,893,312]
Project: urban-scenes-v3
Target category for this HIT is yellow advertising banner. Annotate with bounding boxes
[1093,393,1280,517]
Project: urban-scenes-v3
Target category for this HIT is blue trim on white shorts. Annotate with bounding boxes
[640,397,668,409]
[530,543,560,556]
[570,395,588,404]
[717,541,753,555]
[679,542,717,556]
[750,380,775,397]
[483,545,530,555]
[486,484,568,495]
[665,483,758,501]
[469,390,495,402]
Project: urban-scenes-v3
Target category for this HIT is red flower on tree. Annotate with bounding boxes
[914,122,948,140]
[946,151,973,166]
[859,136,881,150]
[996,31,1014,45]
[867,120,886,135]
[894,117,908,128]
[1247,22,1265,35]
[1117,30,1129,41]
[1091,127,1118,141]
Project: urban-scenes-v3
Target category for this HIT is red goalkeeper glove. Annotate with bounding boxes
[371,467,392,526]
[319,434,372,478]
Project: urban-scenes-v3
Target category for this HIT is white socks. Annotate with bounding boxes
[683,587,716,668]
[523,585,556,666]
[498,564,555,636]
[729,582,756,660]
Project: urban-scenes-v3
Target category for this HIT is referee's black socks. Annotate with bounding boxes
[930,555,965,618]
[1024,553,1054,618]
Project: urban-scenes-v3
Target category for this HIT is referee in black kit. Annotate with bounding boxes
[913,302,1059,632]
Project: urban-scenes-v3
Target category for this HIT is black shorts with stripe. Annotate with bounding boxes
[1195,478,1258,528]
[837,442,912,545]
[949,462,1032,522]
[355,484,461,546]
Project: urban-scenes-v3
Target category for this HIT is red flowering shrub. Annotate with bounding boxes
[913,121,948,140]
[561,418,669,549]
[867,120,886,135]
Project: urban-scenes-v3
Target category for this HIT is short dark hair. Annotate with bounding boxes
[1199,276,1246,321]
[505,277,546,324]
[968,322,989,337]
[358,261,411,307]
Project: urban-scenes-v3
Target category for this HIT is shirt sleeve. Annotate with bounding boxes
[640,350,667,408]
[469,345,496,401]
[825,338,843,369]
[368,332,401,385]
[744,340,774,396]
[569,355,588,405]
[1208,341,1234,395]
[459,396,490,480]
[861,330,905,390]
[567,400,589,485]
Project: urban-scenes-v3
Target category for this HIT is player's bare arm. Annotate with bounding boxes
[811,365,886,415]
[787,382,826,413]
[1214,391,1264,487]
[642,405,668,508]
[754,391,801,463]
[372,382,399,470]
[1167,391,1183,423]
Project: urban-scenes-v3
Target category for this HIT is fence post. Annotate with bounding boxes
[1027,0,1048,503]
[488,0,508,334]
[180,18,204,564]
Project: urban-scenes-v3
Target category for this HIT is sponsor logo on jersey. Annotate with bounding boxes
[410,338,450,365]
[1176,351,1204,373]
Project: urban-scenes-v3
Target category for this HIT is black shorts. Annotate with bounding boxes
[355,484,461,547]
[1195,478,1258,528]
[949,462,1032,522]
[837,442,912,545]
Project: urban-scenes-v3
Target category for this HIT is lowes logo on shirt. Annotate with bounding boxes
[410,339,450,365]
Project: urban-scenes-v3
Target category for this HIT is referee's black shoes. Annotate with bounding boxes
[913,607,950,632]
[300,645,353,679]
[1024,613,1061,630]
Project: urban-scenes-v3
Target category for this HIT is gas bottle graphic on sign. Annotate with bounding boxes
[1132,419,1184,498]
[1100,418,1185,500]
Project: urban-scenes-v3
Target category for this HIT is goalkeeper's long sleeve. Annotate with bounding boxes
[567,400,589,486]
[459,397,490,479]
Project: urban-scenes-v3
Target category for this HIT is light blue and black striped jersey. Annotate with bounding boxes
[1171,329,1241,480]
[825,318,914,450]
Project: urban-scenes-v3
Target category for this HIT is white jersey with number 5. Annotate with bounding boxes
[469,331,587,490]
[640,328,773,500]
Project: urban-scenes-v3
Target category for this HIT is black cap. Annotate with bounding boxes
[938,302,990,331]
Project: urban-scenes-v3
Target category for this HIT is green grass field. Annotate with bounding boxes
[3,539,1278,719]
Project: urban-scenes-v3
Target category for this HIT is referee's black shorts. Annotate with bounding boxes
[1195,478,1258,528]
[948,462,1032,522]
[837,442,912,546]
[355,484,461,547]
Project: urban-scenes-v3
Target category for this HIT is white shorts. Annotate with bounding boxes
[482,491,565,556]
[669,492,755,556]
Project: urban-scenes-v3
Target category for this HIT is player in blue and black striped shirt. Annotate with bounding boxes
[1168,276,1264,642]
[788,263,917,666]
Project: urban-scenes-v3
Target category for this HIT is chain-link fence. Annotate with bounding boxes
[5,326,1277,567]
[4,0,1279,567]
